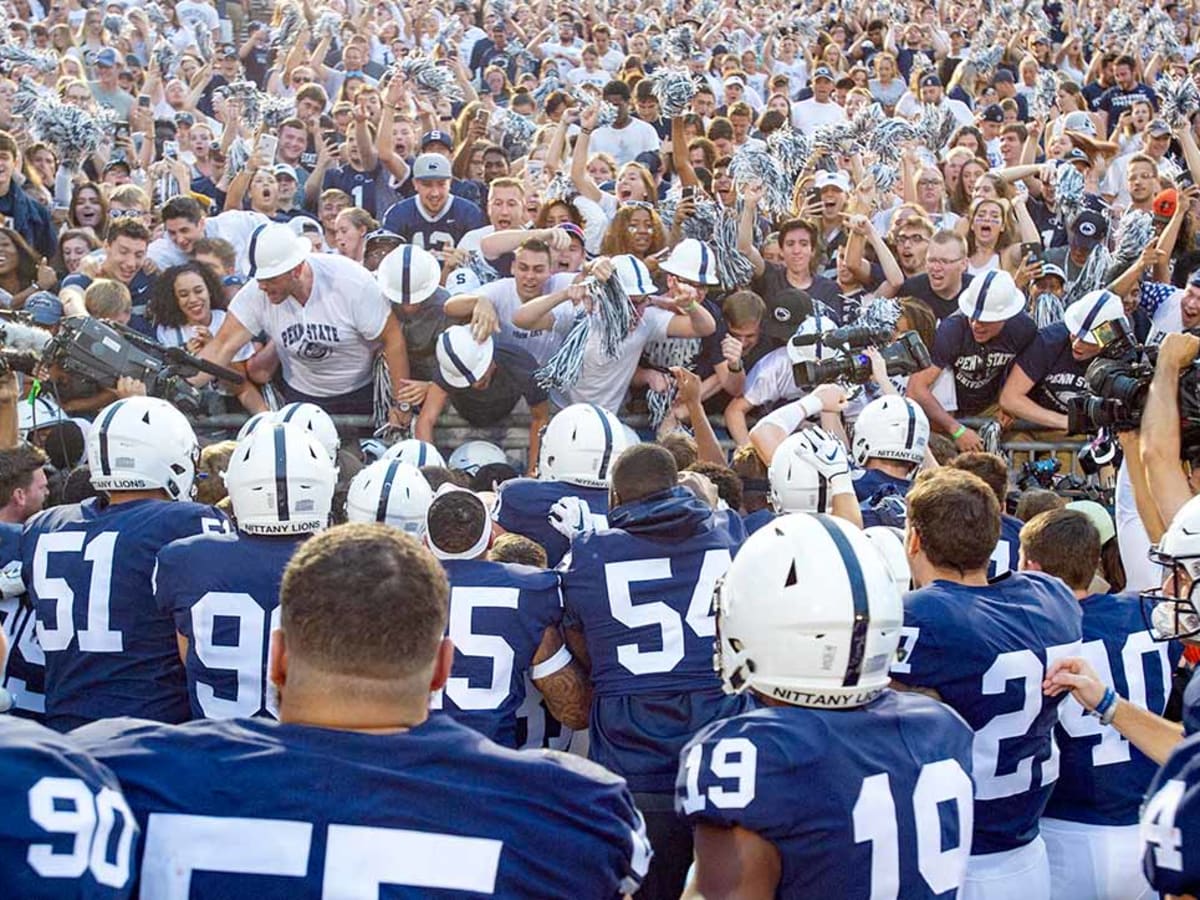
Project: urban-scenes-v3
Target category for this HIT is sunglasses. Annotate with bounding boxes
[109,209,144,219]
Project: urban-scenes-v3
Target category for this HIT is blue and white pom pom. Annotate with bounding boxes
[0,45,58,75]
[729,144,793,216]
[712,204,754,290]
[665,25,697,62]
[465,251,500,285]
[396,55,464,103]
[647,69,697,118]
[1112,209,1155,267]
[29,98,105,169]
[1157,74,1200,130]
[536,310,591,390]
[102,13,124,38]
[314,10,341,40]
[1031,70,1059,121]
[867,117,918,164]
[766,127,812,179]
[1054,164,1085,227]
[917,102,956,155]
[260,93,296,129]
[272,3,304,52]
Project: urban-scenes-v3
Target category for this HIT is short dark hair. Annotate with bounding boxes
[488,532,548,568]
[948,451,1009,507]
[612,444,677,506]
[1115,54,1137,69]
[1020,509,1099,591]
[908,468,1000,573]
[687,461,743,510]
[0,443,47,507]
[659,432,698,471]
[425,490,488,556]
[106,217,151,245]
[469,462,520,492]
[603,79,630,100]
[731,445,769,513]
[161,195,205,225]
[420,465,470,491]
[1014,488,1065,522]
[280,523,448,680]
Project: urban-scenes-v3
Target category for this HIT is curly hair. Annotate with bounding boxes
[600,204,666,259]
[149,261,228,328]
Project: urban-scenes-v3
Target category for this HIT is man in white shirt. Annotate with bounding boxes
[567,45,612,90]
[457,177,528,255]
[791,67,848,134]
[591,25,626,73]
[919,73,974,127]
[198,223,410,420]
[149,195,269,278]
[536,14,584,79]
[587,80,661,165]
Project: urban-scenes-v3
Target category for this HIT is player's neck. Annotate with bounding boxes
[866,459,912,479]
[0,503,24,524]
[915,559,990,588]
[277,690,430,734]
[105,489,173,505]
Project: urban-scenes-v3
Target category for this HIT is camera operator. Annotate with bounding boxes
[907,269,1037,451]
[1140,331,1200,537]
[999,290,1127,432]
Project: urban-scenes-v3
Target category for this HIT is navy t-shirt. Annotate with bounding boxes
[899,272,973,322]
[1013,322,1089,415]
[434,344,547,426]
[931,312,1038,415]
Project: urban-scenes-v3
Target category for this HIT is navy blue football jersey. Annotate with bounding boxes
[678,692,975,898]
[853,467,912,528]
[0,716,139,898]
[381,196,487,250]
[741,507,775,535]
[561,486,750,792]
[432,558,565,748]
[892,571,1083,854]
[0,520,45,719]
[1014,322,1089,415]
[76,715,651,898]
[1186,665,1200,737]
[322,162,386,218]
[22,497,229,731]
[1141,730,1200,895]
[154,531,306,721]
[987,513,1023,580]
[493,478,609,567]
[1045,592,1178,826]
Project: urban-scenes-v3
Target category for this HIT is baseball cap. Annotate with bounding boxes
[1061,110,1097,137]
[1155,188,1179,220]
[94,47,118,67]
[723,75,745,88]
[219,44,238,58]
[272,163,298,181]
[957,269,1025,322]
[1148,119,1173,137]
[413,153,452,180]
[814,170,851,193]
[764,288,815,341]
[175,111,195,127]
[557,222,586,246]
[124,53,142,68]
[289,216,322,236]
[1036,262,1066,283]
[634,149,662,176]
[812,66,836,82]
[919,73,942,88]
[993,69,1015,83]
[421,129,454,151]
[980,104,1004,123]
[24,292,62,325]
[103,157,131,173]
[1071,209,1108,244]
[1063,147,1091,167]
[1064,499,1116,544]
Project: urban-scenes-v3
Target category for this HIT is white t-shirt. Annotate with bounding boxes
[480,272,577,366]
[228,254,390,396]
[772,58,808,97]
[457,224,495,255]
[147,209,270,277]
[1115,460,1161,592]
[790,98,848,134]
[588,118,661,165]
[567,66,611,90]
[175,0,219,33]
[551,304,674,412]
[156,309,253,362]
[743,346,806,408]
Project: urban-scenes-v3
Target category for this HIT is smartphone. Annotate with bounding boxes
[138,94,151,108]
[527,159,543,178]
[163,140,179,160]
[682,185,696,201]
[1179,172,1195,190]
[114,122,130,141]
[257,133,279,162]
[474,108,490,125]
[1020,241,1041,264]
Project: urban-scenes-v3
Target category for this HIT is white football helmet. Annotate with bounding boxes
[274,402,340,461]
[224,422,336,535]
[236,411,272,444]
[88,397,199,500]
[448,440,508,476]
[716,512,903,706]
[1144,494,1200,642]
[768,433,829,514]
[381,438,446,469]
[851,396,929,467]
[345,459,433,535]
[538,403,629,487]
[863,526,912,596]
[19,394,68,436]
[784,314,840,365]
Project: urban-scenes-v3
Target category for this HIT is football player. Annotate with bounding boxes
[154,422,337,720]
[492,403,631,566]
[893,468,1083,900]
[1140,731,1200,898]
[1019,508,1175,900]
[0,631,141,899]
[424,487,590,746]
[345,458,434,536]
[76,524,651,897]
[560,443,748,899]
[948,451,1025,578]
[678,513,975,897]
[22,398,228,731]
[0,442,51,719]
[851,395,934,527]
[765,426,864,527]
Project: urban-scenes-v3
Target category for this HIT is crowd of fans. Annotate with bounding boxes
[2,0,1200,896]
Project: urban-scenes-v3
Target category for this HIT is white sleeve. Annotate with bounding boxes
[743,350,790,408]
[227,283,265,337]
[1115,461,1161,592]
[352,275,393,341]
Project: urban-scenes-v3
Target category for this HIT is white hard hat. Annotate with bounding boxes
[612,254,656,296]
[446,267,482,296]
[436,325,494,389]
[958,269,1025,322]
[377,244,442,306]
[1062,289,1127,343]
[249,222,311,280]
[660,238,720,286]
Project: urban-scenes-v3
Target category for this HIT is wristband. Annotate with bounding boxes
[828,472,854,498]
[679,300,700,313]
[728,358,743,373]
[581,127,594,135]
[1092,687,1119,725]
[951,424,967,440]
[753,393,823,437]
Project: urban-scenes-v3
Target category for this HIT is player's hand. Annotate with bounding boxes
[792,426,850,480]
[469,297,501,342]
[116,376,147,398]
[1043,656,1108,711]
[1157,331,1200,371]
[812,382,848,413]
[954,425,984,452]
[670,365,701,406]
[548,495,596,541]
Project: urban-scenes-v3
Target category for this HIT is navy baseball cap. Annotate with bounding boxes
[812,66,836,82]
[634,150,662,176]
[1071,209,1108,244]
[94,47,119,67]
[421,130,454,151]
[920,73,942,88]
[981,104,1004,123]
[24,292,62,325]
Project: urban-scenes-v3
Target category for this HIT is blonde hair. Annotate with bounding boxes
[84,279,131,319]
